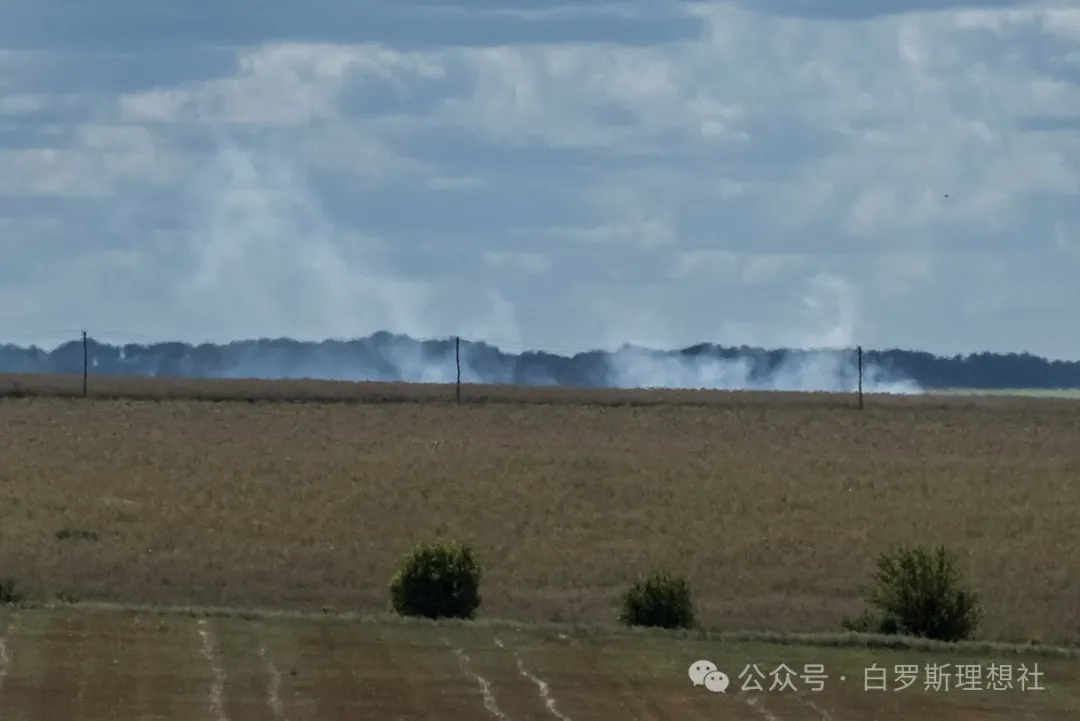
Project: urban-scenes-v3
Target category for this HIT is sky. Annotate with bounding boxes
[1,0,1079,359]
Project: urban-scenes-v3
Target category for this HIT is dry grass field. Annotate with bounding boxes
[0,373,1079,643]
[3,372,1080,718]
[936,388,1080,399]
[7,370,1080,408]
[0,606,1075,721]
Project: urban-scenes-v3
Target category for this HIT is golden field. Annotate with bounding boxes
[0,373,1078,644]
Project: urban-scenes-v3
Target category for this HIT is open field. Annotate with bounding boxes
[6,371,1080,409]
[936,388,1080,399]
[1,376,1080,643]
[3,374,1080,718]
[0,606,1075,721]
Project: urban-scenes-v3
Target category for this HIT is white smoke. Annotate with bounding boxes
[604,275,921,394]
[178,138,435,343]
[606,346,919,394]
[164,139,920,394]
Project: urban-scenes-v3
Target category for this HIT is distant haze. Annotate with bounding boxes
[4,332,1080,392]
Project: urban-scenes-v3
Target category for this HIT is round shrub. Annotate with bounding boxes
[618,571,695,630]
[0,578,21,605]
[859,544,982,642]
[389,540,482,620]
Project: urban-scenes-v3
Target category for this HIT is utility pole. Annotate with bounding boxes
[857,345,863,410]
[82,330,89,398]
[455,336,461,403]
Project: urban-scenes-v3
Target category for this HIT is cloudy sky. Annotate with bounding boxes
[1,0,1079,359]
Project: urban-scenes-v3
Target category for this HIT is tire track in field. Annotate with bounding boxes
[494,637,572,721]
[133,615,155,721]
[197,619,230,721]
[443,638,511,721]
[796,695,832,720]
[745,695,782,721]
[257,644,287,721]
[65,613,90,719]
[0,613,18,695]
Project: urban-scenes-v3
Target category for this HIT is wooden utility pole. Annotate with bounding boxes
[82,330,89,398]
[455,336,461,403]
[857,345,863,410]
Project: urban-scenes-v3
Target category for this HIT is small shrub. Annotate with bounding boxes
[56,589,79,604]
[55,528,98,542]
[618,571,695,630]
[389,539,482,620]
[0,579,23,605]
[855,544,982,642]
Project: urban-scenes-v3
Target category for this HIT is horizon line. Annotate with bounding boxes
[0,332,1074,364]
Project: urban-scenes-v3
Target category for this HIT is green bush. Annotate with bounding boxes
[0,579,22,605]
[618,571,695,630]
[850,544,982,642]
[56,589,80,604]
[389,540,482,620]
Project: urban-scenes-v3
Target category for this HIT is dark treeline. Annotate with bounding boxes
[0,332,1075,390]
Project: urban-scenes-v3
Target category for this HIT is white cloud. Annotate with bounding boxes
[119,44,369,125]
[668,250,812,284]
[668,249,739,279]
[1,0,1080,359]
[482,251,551,274]
[0,125,183,197]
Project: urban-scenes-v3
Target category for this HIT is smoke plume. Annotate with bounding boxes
[1,140,921,394]
[603,275,920,393]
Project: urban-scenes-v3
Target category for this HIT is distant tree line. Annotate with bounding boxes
[0,331,1075,390]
